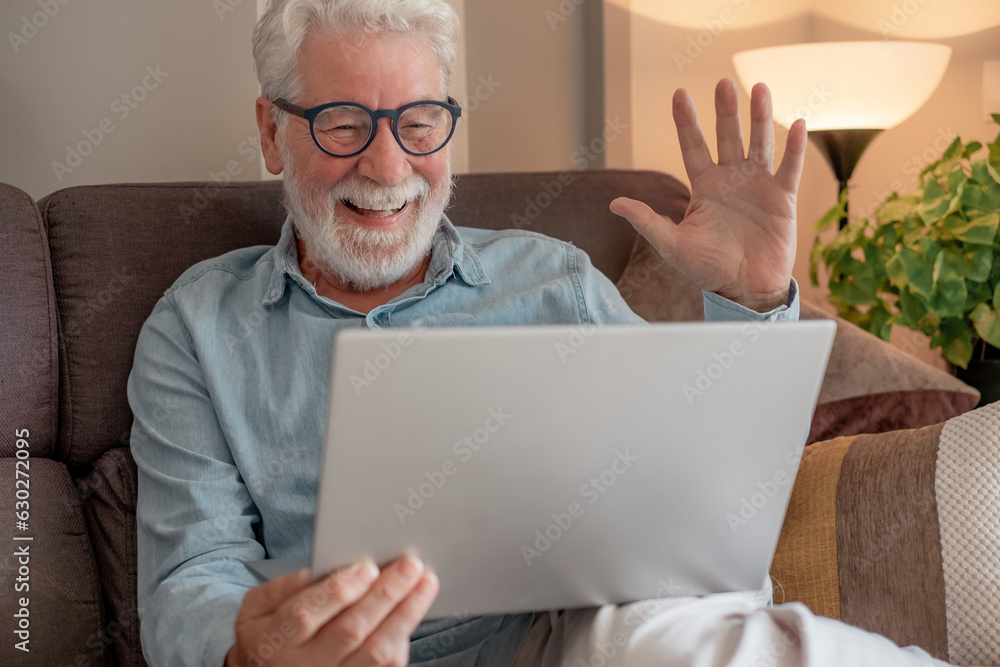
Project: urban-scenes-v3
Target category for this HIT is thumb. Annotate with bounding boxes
[609,197,679,260]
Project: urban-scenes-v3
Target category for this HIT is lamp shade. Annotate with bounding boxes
[732,42,952,130]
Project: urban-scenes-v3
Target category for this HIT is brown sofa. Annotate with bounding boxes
[0,171,983,666]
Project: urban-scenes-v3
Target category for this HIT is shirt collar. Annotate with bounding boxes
[262,214,490,306]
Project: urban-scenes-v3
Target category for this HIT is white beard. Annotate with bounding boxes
[281,145,452,292]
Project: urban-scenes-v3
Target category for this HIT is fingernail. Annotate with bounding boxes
[420,571,439,594]
[357,560,379,583]
[344,560,379,583]
[398,554,424,580]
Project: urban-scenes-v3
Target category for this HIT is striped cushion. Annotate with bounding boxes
[771,402,1000,664]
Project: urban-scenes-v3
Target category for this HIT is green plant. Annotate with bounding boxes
[810,116,1000,368]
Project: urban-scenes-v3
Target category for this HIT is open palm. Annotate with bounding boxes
[612,79,807,312]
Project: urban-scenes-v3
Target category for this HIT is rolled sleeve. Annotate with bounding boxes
[128,295,264,667]
[702,278,800,323]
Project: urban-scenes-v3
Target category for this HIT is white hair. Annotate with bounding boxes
[252,0,459,110]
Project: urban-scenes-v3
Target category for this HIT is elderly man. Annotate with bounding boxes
[128,1,956,666]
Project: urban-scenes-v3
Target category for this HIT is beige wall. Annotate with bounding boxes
[463,0,602,173]
[0,0,262,200]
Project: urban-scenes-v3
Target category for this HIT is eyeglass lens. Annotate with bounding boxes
[312,103,454,156]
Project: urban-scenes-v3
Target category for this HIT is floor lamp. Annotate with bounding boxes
[733,42,952,227]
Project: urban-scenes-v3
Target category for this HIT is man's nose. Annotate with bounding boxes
[356,118,412,186]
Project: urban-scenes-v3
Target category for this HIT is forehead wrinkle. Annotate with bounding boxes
[297,30,439,106]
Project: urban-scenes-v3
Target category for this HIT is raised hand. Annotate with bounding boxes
[611,79,807,313]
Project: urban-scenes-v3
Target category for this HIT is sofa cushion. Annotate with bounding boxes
[79,447,146,667]
[616,235,980,441]
[0,182,58,458]
[39,182,287,465]
[770,402,1000,664]
[0,458,110,666]
[448,169,690,282]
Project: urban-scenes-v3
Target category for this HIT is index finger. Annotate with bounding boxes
[279,560,382,644]
[241,568,312,618]
[672,88,714,179]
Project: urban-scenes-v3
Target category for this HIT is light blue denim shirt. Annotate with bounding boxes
[128,215,798,667]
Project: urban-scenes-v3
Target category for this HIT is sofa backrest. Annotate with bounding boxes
[36,170,690,467]
[1,182,59,458]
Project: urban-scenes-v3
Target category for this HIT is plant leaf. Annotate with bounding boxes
[963,141,984,159]
[828,257,878,307]
[961,182,1000,215]
[875,194,917,227]
[897,287,929,328]
[933,317,974,368]
[887,245,934,299]
[988,162,1000,188]
[972,303,1000,350]
[929,252,967,318]
[947,165,967,194]
[994,281,1000,310]
[925,137,964,181]
[950,212,1000,246]
[814,190,848,233]
[950,245,994,282]
[809,236,823,287]
[868,301,894,340]
[920,178,950,220]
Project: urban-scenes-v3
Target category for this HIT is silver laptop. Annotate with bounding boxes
[249,320,835,618]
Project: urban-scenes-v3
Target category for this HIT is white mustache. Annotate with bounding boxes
[328,175,430,210]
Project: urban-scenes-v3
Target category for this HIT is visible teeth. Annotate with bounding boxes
[345,199,406,211]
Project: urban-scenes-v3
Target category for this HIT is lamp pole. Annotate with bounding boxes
[808,128,883,229]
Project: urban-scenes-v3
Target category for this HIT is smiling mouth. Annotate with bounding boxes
[341,198,410,218]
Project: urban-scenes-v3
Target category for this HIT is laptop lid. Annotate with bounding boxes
[309,320,835,618]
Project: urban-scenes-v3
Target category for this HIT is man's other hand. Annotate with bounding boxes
[225,555,439,667]
[611,78,807,313]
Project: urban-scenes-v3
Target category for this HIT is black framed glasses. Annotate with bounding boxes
[272,97,462,158]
